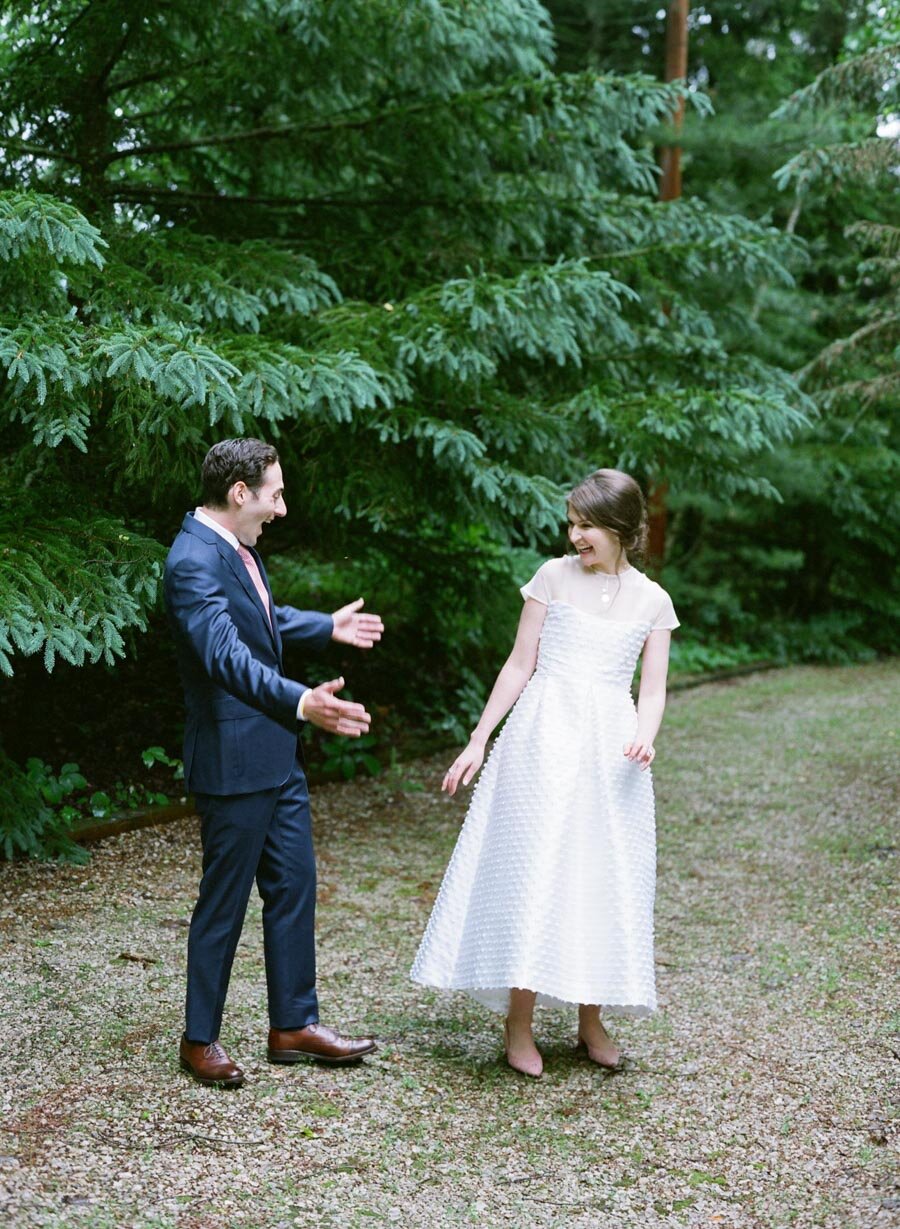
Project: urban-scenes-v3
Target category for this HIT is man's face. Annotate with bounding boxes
[233,462,287,546]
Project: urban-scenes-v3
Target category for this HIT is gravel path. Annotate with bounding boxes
[1,662,897,1228]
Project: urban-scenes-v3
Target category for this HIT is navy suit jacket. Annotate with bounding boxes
[164,513,333,795]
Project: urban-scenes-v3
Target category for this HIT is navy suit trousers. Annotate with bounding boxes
[185,759,318,1043]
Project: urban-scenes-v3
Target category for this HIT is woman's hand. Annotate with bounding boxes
[443,740,486,796]
[623,738,655,770]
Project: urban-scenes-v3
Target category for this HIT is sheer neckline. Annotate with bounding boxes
[566,555,635,579]
[521,557,678,631]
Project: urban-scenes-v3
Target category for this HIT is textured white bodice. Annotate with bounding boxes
[535,602,651,691]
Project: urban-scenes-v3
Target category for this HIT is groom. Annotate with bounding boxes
[164,438,383,1087]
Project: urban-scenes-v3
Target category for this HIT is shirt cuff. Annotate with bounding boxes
[297,690,309,721]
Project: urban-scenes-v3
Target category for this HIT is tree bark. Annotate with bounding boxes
[658,0,689,204]
[649,0,689,570]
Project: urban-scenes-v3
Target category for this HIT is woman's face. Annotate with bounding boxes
[567,505,620,569]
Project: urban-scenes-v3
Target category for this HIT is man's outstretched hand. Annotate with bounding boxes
[331,598,384,650]
[303,677,371,737]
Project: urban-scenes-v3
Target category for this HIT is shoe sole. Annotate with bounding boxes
[267,1043,377,1066]
[179,1057,244,1088]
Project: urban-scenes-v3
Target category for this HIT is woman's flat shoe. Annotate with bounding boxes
[576,1034,624,1071]
[504,1020,543,1078]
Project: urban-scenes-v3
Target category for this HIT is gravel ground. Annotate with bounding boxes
[1,661,897,1229]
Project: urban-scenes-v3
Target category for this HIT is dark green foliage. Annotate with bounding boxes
[548,3,899,668]
[0,502,165,676]
[0,746,184,860]
[320,734,382,782]
[5,1,886,856]
[0,752,89,862]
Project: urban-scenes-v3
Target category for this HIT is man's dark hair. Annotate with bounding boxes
[201,438,279,508]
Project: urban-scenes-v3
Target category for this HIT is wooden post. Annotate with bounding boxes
[649,0,689,568]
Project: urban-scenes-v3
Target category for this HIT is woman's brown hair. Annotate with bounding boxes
[567,469,649,567]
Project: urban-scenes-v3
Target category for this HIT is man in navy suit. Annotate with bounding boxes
[165,438,383,1087]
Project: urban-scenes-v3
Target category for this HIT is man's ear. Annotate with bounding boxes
[230,481,248,506]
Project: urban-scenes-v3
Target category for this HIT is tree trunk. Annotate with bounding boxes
[69,6,143,218]
[649,0,689,570]
[658,0,689,204]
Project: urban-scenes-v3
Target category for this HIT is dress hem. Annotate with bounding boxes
[410,974,655,1018]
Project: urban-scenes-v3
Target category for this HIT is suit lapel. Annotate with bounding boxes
[181,514,279,651]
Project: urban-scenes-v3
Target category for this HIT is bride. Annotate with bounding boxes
[411,468,678,1077]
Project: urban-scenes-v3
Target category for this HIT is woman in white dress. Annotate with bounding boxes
[410,469,678,1077]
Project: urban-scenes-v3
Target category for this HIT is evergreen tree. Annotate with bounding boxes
[764,45,900,650]
[544,2,899,666]
[1,1,808,855]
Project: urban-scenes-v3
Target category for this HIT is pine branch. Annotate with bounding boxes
[104,119,349,163]
[597,234,768,262]
[774,138,900,194]
[104,186,452,209]
[773,47,900,121]
[800,314,900,381]
[846,220,900,257]
[49,1,99,52]
[102,70,691,165]
[101,75,543,165]
[816,370,900,409]
[93,12,142,92]
[114,101,195,125]
[106,56,214,96]
[0,509,165,677]
[0,138,80,166]
[7,0,99,73]
[102,86,510,164]
[0,191,106,266]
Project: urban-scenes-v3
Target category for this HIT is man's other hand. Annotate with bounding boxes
[331,598,384,649]
[303,677,372,737]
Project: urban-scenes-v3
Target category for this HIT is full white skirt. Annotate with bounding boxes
[411,665,657,1015]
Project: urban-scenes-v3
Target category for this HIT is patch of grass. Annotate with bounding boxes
[757,942,811,989]
[687,1169,727,1187]
[811,825,897,865]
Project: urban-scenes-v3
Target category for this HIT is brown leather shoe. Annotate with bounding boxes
[267,1023,377,1065]
[179,1036,244,1088]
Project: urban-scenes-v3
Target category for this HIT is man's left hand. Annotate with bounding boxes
[331,598,384,649]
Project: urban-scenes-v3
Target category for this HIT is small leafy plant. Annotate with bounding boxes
[319,734,382,781]
[83,746,184,820]
[0,754,89,862]
[0,747,185,862]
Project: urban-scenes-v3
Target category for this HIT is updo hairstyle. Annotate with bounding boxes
[567,468,649,566]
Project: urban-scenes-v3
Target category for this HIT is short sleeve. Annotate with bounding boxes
[520,560,553,605]
[651,588,680,631]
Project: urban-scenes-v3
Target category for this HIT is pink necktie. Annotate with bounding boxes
[237,546,272,628]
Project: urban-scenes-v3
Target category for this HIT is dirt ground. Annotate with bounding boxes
[1,661,897,1228]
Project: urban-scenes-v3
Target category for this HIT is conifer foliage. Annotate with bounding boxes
[766,46,900,642]
[543,4,899,670]
[774,46,900,414]
[1,1,809,854]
